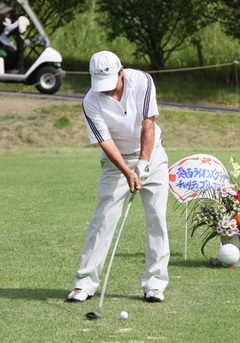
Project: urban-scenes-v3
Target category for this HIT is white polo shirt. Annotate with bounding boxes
[83,69,161,155]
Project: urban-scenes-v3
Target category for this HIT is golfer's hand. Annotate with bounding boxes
[127,171,142,193]
[135,159,150,181]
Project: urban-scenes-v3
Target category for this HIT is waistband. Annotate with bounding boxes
[100,138,163,162]
[121,138,162,157]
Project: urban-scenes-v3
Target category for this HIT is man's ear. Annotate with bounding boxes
[118,66,124,76]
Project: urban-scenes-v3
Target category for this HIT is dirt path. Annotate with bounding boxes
[1,95,80,116]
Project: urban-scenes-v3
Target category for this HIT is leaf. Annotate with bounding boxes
[201,232,218,256]
[191,222,206,237]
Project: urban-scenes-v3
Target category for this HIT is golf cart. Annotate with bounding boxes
[0,0,65,94]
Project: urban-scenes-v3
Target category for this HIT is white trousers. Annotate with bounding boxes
[74,141,170,295]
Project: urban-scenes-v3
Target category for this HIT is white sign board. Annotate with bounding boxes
[169,154,228,203]
[169,154,228,260]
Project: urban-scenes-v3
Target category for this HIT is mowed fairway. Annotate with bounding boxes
[0,98,240,342]
[1,146,240,342]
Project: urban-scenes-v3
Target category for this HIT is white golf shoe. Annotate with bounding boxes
[144,289,164,302]
[67,289,91,302]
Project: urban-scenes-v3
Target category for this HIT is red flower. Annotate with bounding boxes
[235,215,240,226]
[235,190,240,201]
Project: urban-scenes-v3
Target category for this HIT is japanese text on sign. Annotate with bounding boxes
[168,154,228,203]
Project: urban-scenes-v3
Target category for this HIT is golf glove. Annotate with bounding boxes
[18,16,30,34]
[135,159,150,181]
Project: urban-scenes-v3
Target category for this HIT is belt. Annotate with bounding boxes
[121,138,162,157]
[122,151,140,157]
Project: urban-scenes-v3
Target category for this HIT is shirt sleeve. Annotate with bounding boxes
[82,94,111,144]
[136,71,159,121]
[4,20,18,36]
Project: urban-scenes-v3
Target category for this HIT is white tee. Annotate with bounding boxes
[83,69,161,155]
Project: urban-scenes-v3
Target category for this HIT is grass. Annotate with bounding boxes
[155,69,239,106]
[0,95,240,342]
[1,9,240,339]
[1,102,240,152]
[0,148,240,343]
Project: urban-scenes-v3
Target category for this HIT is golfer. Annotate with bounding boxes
[68,51,170,303]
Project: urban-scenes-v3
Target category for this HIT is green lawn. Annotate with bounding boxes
[1,148,239,343]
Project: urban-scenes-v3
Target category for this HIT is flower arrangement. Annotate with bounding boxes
[190,156,240,255]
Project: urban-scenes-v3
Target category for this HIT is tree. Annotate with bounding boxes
[9,0,86,36]
[97,0,217,70]
[216,0,240,40]
[6,0,86,71]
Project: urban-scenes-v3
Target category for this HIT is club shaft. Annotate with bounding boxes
[97,188,137,313]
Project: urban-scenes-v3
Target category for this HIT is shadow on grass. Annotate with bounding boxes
[169,259,213,268]
[116,252,183,258]
[95,292,144,302]
[0,288,144,302]
[0,288,68,301]
[115,252,212,269]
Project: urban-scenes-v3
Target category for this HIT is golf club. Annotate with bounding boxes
[86,188,137,320]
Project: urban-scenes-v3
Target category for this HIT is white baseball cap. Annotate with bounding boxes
[89,51,121,92]
[0,3,12,14]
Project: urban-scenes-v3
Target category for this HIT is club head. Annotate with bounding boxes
[86,311,101,320]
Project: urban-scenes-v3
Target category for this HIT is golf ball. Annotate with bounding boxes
[218,244,240,265]
[120,311,128,319]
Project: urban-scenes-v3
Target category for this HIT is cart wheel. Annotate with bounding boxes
[35,66,62,94]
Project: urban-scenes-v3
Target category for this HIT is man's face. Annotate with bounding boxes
[0,12,10,19]
[101,69,123,97]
